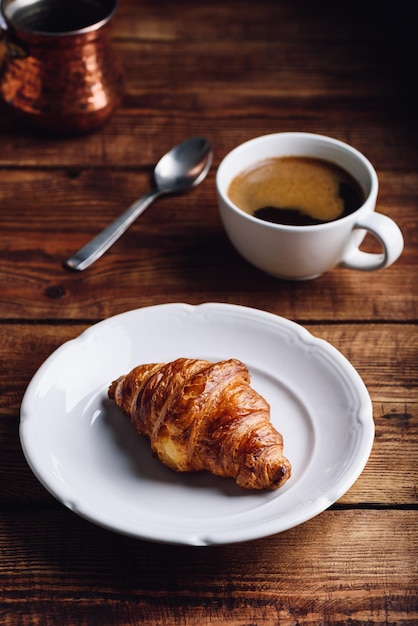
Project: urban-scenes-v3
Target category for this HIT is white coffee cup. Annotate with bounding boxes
[216,132,404,280]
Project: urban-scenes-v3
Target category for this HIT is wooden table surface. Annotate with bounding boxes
[1,1,417,624]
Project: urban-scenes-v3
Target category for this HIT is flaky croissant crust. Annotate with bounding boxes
[108,358,291,490]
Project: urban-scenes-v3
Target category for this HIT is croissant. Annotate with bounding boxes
[108,358,291,490]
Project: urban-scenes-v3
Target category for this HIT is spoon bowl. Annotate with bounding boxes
[154,137,212,193]
[65,136,213,271]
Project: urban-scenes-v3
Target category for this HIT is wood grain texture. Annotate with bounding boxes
[0,0,416,624]
[0,167,416,321]
[0,509,416,626]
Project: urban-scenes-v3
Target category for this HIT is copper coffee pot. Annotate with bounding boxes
[0,0,123,135]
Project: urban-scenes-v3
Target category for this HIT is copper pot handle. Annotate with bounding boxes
[0,22,27,64]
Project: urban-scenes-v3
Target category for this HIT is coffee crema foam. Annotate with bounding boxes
[227,156,365,226]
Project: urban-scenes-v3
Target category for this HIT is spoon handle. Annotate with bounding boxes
[64,189,161,271]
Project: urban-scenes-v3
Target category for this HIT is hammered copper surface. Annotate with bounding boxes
[0,22,123,135]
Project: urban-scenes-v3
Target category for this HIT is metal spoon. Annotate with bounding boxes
[64,136,213,271]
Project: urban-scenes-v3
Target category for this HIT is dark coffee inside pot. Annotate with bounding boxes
[8,0,113,33]
[227,156,365,226]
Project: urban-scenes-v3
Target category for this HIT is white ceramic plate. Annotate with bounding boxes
[20,303,374,546]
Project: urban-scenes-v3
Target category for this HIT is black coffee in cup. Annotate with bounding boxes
[227,156,365,226]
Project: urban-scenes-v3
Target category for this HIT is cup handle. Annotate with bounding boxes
[340,212,404,271]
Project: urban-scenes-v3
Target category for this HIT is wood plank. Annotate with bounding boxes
[1,91,416,169]
[112,0,391,44]
[0,248,415,322]
[0,165,415,321]
[0,509,416,625]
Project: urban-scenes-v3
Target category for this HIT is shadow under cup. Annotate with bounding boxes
[216,132,404,280]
